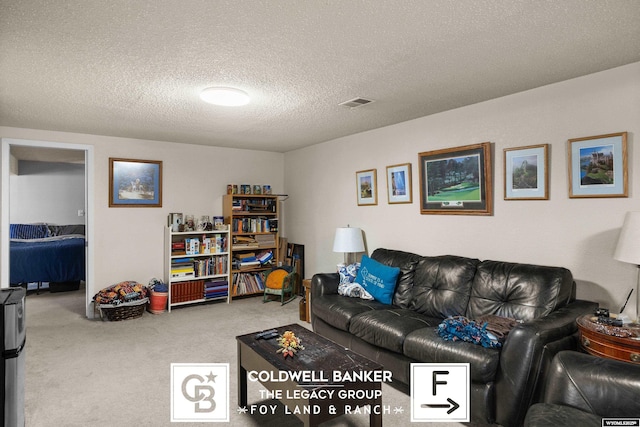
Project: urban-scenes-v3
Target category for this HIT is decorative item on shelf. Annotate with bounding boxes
[213,216,224,230]
[333,226,365,265]
[169,213,183,232]
[197,215,212,231]
[276,330,305,358]
[263,185,272,195]
[184,215,195,231]
[614,211,640,323]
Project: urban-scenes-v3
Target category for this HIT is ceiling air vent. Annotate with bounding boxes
[339,97,375,109]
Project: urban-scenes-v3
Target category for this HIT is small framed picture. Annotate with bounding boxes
[356,169,377,206]
[504,144,549,200]
[386,163,412,204]
[568,132,628,198]
[418,142,492,215]
[109,158,162,207]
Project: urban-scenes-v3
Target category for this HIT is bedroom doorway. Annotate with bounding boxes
[1,138,95,318]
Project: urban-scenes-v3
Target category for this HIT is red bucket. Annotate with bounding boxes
[148,291,168,314]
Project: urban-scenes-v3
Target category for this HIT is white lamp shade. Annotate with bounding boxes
[333,227,365,253]
[614,212,640,265]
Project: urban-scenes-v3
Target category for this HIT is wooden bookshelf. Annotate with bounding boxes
[164,227,231,310]
[223,194,279,300]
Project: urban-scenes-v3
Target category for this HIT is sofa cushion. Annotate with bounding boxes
[371,248,422,308]
[467,260,574,321]
[349,308,440,354]
[311,294,387,332]
[355,255,401,305]
[404,327,500,383]
[410,255,479,318]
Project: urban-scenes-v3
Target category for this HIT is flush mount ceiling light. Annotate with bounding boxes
[200,87,250,106]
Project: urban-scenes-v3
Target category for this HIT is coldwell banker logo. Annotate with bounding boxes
[171,363,229,422]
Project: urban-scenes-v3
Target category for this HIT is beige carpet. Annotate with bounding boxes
[24,286,475,426]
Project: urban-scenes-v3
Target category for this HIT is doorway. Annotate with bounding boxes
[1,138,95,318]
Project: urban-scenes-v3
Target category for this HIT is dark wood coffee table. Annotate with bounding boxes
[237,323,384,426]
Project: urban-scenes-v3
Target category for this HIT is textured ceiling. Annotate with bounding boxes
[1,0,640,153]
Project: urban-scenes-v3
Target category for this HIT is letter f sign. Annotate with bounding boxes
[432,370,449,395]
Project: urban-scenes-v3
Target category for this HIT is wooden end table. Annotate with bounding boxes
[237,323,383,426]
[302,279,311,323]
[577,314,640,364]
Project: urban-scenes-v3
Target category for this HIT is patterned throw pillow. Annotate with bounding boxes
[338,262,360,285]
[337,262,374,300]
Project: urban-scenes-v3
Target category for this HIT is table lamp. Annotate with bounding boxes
[333,226,365,265]
[614,211,640,323]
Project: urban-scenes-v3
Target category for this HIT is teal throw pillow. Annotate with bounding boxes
[354,255,400,305]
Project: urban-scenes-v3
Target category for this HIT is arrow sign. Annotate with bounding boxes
[421,398,460,414]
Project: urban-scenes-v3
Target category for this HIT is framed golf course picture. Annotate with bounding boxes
[418,142,493,215]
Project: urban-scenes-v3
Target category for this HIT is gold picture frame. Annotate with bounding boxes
[356,169,377,206]
[568,132,627,198]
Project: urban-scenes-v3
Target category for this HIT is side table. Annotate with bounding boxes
[577,314,640,364]
[302,279,311,323]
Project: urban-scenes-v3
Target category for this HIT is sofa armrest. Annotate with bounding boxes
[311,273,340,298]
[543,350,640,417]
[495,299,599,427]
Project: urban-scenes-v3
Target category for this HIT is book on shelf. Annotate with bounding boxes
[237,252,256,259]
[171,271,195,278]
[232,271,266,295]
[256,250,273,264]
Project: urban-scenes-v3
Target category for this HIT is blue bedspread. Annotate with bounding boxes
[10,236,85,284]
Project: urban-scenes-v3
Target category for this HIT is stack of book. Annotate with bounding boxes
[171,258,195,278]
[256,250,273,265]
[236,253,261,269]
[172,241,186,256]
[232,236,259,249]
[204,278,228,299]
[255,234,276,248]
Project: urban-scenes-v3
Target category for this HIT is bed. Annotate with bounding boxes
[9,223,85,291]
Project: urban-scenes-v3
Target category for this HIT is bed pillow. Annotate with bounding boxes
[354,255,401,305]
[9,223,49,239]
[47,224,85,236]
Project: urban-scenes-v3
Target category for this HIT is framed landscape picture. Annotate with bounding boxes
[504,144,549,200]
[109,158,163,207]
[356,169,377,206]
[418,142,492,215]
[568,132,627,198]
[386,163,412,204]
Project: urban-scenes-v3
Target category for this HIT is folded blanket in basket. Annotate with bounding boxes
[93,281,149,305]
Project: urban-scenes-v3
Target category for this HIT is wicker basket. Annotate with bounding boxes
[98,298,149,321]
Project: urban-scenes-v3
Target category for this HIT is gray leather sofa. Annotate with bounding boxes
[311,248,597,427]
[524,350,640,426]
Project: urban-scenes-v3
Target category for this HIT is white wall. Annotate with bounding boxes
[10,160,85,224]
[284,62,640,313]
[0,128,285,308]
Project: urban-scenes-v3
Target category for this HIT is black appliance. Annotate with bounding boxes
[0,287,25,426]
